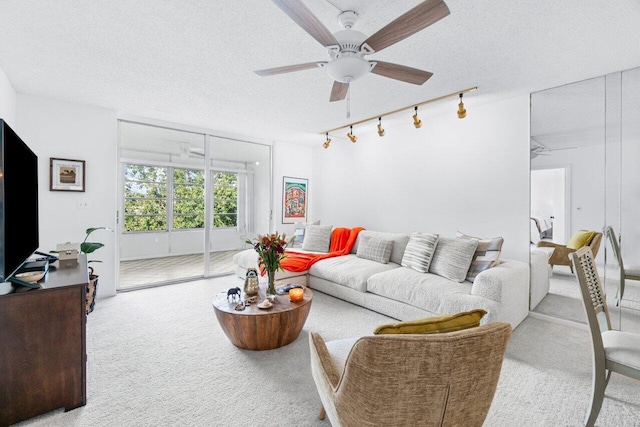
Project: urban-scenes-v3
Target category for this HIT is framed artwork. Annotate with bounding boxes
[50,158,85,192]
[282,176,308,224]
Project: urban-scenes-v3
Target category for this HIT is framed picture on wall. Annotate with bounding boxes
[282,176,308,224]
[50,158,85,192]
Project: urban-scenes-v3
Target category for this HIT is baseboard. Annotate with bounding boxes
[527,311,588,330]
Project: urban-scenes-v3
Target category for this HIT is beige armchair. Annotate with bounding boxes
[309,322,512,427]
[537,230,602,273]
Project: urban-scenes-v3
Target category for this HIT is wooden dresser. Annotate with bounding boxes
[0,255,88,426]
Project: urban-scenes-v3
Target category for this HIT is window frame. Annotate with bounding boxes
[122,163,240,233]
[123,164,169,233]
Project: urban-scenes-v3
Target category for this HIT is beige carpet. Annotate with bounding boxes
[14,276,640,426]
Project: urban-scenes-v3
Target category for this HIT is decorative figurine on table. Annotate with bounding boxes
[227,287,241,302]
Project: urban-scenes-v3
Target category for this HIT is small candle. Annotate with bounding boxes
[289,288,304,302]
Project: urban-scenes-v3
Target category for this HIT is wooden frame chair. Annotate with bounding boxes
[604,225,640,306]
[569,247,640,426]
[538,230,602,273]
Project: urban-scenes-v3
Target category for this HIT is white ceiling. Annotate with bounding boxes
[1,0,640,146]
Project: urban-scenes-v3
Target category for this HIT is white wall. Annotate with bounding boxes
[272,141,315,238]
[531,167,567,244]
[16,94,118,297]
[0,66,16,125]
[312,95,531,263]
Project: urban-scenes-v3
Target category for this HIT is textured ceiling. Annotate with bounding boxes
[1,0,640,146]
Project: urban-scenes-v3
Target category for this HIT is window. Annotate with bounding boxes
[213,172,237,228]
[124,165,167,231]
[124,165,238,232]
[173,168,205,229]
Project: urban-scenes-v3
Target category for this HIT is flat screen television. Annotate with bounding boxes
[0,119,39,282]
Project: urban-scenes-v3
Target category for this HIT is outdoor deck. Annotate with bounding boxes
[119,250,240,290]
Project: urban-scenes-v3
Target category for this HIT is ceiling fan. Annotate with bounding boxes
[530,138,577,159]
[255,0,450,102]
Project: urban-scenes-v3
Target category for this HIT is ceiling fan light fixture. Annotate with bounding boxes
[413,106,422,128]
[326,55,370,83]
[347,126,357,143]
[377,117,385,137]
[323,132,331,149]
[457,93,467,119]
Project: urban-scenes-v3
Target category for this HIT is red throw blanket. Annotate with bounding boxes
[280,227,365,273]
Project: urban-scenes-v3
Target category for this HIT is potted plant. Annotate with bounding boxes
[81,227,111,314]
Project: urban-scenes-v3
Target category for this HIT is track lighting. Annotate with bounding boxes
[413,106,422,129]
[347,125,357,143]
[319,87,477,143]
[457,93,467,119]
[323,132,331,149]
[377,117,385,137]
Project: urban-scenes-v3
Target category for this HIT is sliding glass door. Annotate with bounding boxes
[117,121,271,290]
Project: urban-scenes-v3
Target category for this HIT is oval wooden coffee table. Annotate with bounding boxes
[212,287,313,351]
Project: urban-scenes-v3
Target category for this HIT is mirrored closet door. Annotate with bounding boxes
[530,66,640,331]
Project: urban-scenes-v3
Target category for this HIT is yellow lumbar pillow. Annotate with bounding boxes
[566,230,596,250]
[373,309,487,335]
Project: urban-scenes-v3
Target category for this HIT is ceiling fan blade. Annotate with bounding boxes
[255,62,323,76]
[371,61,433,85]
[330,81,349,102]
[272,0,338,47]
[363,0,450,53]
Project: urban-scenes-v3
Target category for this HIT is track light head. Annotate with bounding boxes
[413,106,422,128]
[323,132,331,149]
[347,126,357,143]
[377,117,385,137]
[457,93,467,119]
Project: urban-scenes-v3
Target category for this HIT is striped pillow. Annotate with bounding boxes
[457,232,504,282]
[401,232,439,273]
[429,237,479,282]
[356,237,394,264]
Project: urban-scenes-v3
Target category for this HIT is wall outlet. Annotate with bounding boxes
[77,199,91,210]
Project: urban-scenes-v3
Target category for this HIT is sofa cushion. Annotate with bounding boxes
[356,236,393,264]
[456,232,504,282]
[401,232,439,273]
[367,267,492,316]
[373,309,487,335]
[310,254,399,292]
[302,225,333,252]
[566,230,596,250]
[351,231,410,265]
[429,237,478,283]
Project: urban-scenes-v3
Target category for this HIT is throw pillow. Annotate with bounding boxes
[428,237,479,283]
[374,309,487,335]
[356,236,393,264]
[401,232,439,273]
[302,225,333,253]
[566,230,596,250]
[457,232,504,282]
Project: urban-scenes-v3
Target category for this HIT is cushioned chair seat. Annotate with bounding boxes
[602,330,640,371]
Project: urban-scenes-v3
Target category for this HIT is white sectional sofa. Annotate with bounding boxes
[234,230,529,328]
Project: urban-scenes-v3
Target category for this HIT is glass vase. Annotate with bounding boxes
[266,269,277,302]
